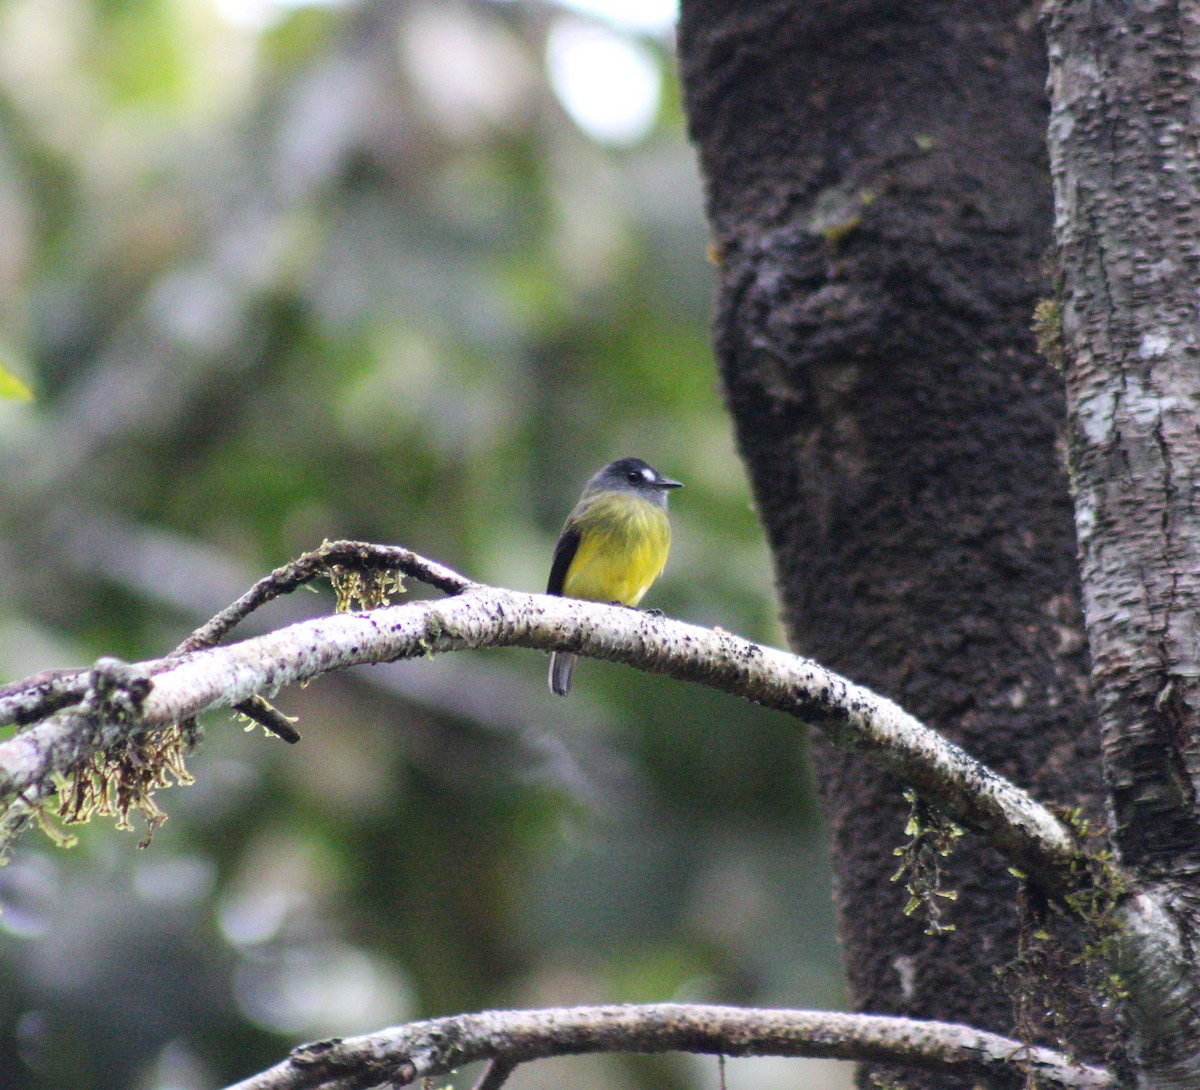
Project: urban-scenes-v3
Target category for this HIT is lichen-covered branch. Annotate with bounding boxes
[0,667,90,730]
[170,540,471,656]
[0,542,471,747]
[224,1003,1113,1090]
[0,549,1087,896]
[171,541,472,744]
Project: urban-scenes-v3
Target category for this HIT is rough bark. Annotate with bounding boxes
[1044,0,1200,1083]
[677,0,1109,1081]
[0,552,1082,896]
[227,1004,1112,1090]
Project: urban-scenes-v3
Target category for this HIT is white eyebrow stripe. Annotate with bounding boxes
[641,467,655,482]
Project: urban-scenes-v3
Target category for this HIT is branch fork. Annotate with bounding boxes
[1,542,1095,896]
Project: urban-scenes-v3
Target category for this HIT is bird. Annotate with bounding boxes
[546,457,682,696]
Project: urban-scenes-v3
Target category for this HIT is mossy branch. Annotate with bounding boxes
[1,542,1098,902]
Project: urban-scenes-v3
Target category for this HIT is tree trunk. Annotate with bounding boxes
[678,0,1110,1082]
[1044,0,1200,1083]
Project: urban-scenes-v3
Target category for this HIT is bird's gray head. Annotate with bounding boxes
[585,457,683,508]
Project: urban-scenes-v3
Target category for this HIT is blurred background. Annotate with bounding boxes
[0,1,847,1087]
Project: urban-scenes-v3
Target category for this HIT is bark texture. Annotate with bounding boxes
[677,0,1108,1081]
[0,562,1080,894]
[1044,0,1200,1083]
[229,1004,1112,1090]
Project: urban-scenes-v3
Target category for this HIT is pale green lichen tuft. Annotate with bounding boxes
[329,564,406,611]
[890,788,964,936]
[1033,296,1065,372]
[52,722,197,848]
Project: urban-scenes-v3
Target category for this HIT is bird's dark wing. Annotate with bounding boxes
[546,523,582,596]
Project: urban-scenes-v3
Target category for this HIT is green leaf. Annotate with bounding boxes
[0,364,33,402]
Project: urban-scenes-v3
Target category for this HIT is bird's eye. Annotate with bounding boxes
[627,470,642,483]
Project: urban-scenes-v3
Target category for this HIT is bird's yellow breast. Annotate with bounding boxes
[562,493,672,607]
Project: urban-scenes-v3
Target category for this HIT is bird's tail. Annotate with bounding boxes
[549,651,576,696]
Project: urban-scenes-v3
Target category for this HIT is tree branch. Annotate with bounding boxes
[470,1056,517,1090]
[0,547,1090,897]
[0,668,89,730]
[169,541,471,744]
[0,542,471,742]
[170,540,471,656]
[223,1003,1113,1090]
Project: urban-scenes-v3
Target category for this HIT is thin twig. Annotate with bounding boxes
[0,667,90,729]
[162,541,471,743]
[235,695,301,744]
[471,1057,517,1090]
[0,543,466,734]
[222,1003,1113,1090]
[0,540,463,731]
[171,541,471,657]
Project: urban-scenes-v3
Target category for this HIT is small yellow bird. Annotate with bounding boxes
[546,457,682,696]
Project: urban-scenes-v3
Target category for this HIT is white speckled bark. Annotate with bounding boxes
[1,586,1081,895]
[1045,0,1200,1083]
[225,1002,1112,1090]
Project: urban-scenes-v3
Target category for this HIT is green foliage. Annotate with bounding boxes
[0,363,32,401]
[0,4,841,1088]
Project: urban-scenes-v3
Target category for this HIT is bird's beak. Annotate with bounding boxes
[660,477,683,489]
